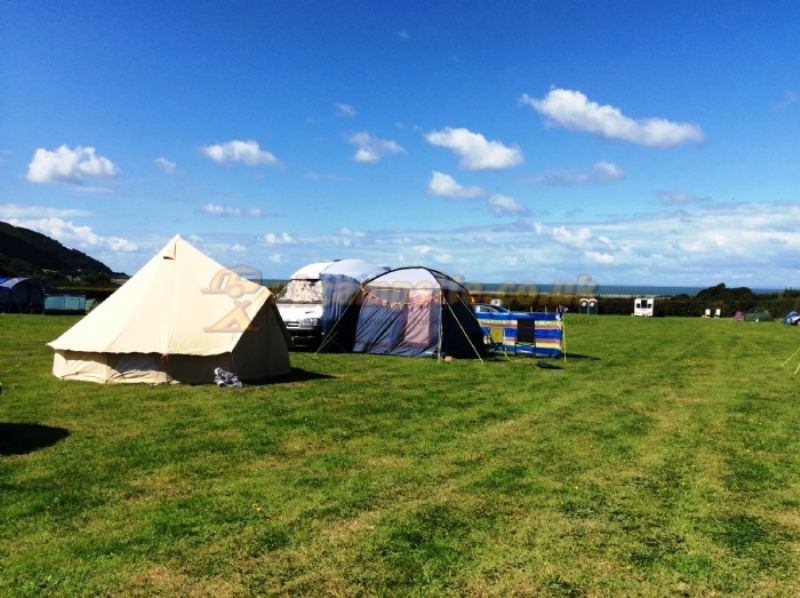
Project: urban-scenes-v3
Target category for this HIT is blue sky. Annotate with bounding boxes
[1,1,799,287]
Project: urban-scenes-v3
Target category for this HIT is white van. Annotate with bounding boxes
[276,262,331,347]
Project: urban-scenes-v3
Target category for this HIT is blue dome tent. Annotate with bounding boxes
[352,267,485,359]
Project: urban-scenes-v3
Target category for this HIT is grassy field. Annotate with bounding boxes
[2,314,800,595]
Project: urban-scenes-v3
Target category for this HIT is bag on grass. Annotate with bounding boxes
[213,367,242,389]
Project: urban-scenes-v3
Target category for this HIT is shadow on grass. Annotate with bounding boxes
[483,349,600,362]
[0,423,69,456]
[248,367,335,386]
[565,353,601,361]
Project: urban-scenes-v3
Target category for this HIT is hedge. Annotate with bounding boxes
[470,291,800,318]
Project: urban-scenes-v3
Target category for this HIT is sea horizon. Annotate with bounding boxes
[464,283,785,297]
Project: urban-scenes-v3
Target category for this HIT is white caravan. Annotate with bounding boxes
[633,297,655,317]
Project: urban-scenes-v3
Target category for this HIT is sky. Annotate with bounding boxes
[1,1,799,288]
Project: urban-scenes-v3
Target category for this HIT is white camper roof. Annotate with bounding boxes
[321,259,389,282]
[288,262,332,280]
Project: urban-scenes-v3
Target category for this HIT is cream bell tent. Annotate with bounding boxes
[48,235,291,384]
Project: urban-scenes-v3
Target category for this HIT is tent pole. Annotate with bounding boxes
[437,290,443,363]
[457,295,509,360]
[444,298,484,364]
[781,346,800,368]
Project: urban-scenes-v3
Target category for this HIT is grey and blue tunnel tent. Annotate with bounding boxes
[742,306,774,322]
[319,259,389,352]
[352,267,486,359]
[0,277,56,313]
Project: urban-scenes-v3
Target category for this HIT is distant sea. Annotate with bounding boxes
[261,278,782,297]
[466,283,783,297]
[464,284,784,297]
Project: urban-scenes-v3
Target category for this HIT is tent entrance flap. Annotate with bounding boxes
[315,260,391,353]
[319,275,362,353]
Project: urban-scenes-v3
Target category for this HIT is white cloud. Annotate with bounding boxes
[428,171,486,198]
[27,145,119,186]
[262,232,296,246]
[551,225,592,247]
[427,172,528,217]
[338,227,366,237]
[585,250,615,264]
[0,203,91,219]
[6,217,137,252]
[201,203,262,217]
[434,253,453,264]
[201,140,278,166]
[521,88,704,148]
[154,156,176,173]
[327,227,368,247]
[330,235,353,247]
[531,161,625,186]
[425,127,523,170]
[658,191,711,205]
[335,103,356,117]
[347,132,405,162]
[230,243,247,253]
[164,201,800,285]
[593,161,625,182]
[488,194,530,216]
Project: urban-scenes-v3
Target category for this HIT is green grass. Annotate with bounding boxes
[2,314,800,595]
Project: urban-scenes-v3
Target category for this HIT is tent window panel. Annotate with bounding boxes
[404,306,432,346]
[403,289,434,347]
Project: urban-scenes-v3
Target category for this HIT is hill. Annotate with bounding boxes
[0,220,116,280]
